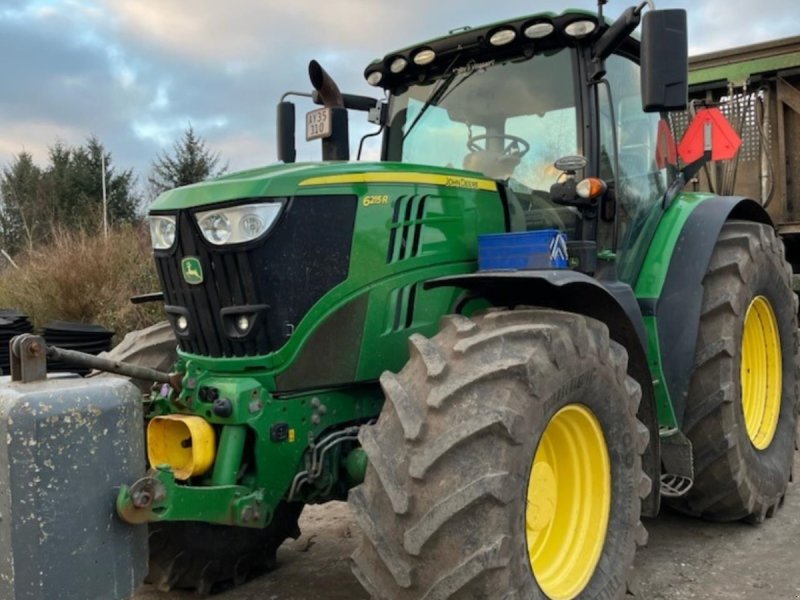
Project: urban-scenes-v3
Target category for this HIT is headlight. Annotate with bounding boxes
[149,215,177,250]
[195,202,283,246]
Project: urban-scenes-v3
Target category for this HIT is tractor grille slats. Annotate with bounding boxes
[154,195,357,358]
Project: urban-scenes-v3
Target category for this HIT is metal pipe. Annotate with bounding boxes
[280,91,313,103]
[212,425,247,486]
[759,88,772,205]
[45,344,171,384]
[308,60,344,108]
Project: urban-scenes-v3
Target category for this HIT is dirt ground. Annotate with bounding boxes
[135,453,800,600]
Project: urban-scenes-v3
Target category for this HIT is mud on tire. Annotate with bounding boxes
[674,221,799,522]
[350,308,651,600]
[147,502,303,594]
[90,321,177,393]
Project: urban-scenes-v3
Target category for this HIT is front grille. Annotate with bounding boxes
[154,195,358,357]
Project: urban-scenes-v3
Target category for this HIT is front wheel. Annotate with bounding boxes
[350,308,651,599]
[147,501,303,594]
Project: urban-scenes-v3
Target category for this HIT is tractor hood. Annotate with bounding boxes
[149,161,496,212]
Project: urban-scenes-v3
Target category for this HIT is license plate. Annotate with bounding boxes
[306,107,332,141]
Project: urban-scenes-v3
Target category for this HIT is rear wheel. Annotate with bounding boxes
[350,308,651,599]
[677,221,799,521]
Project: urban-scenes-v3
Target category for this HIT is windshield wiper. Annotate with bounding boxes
[402,53,467,141]
[437,68,480,105]
[403,62,489,142]
[402,72,458,141]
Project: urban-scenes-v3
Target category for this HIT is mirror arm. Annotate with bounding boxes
[591,5,643,82]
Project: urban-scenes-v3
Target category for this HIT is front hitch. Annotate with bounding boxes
[116,467,270,529]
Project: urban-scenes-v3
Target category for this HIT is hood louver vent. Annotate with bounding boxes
[387,195,428,264]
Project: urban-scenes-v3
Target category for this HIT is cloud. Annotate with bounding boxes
[686,0,800,54]
[0,120,86,164]
[212,131,275,171]
[1,0,798,184]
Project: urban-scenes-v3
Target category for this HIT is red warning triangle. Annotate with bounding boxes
[678,107,742,164]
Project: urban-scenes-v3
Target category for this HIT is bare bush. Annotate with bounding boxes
[0,225,164,341]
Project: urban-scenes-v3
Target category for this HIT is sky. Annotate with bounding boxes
[0,0,798,192]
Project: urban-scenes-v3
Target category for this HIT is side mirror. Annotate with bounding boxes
[276,101,296,163]
[640,9,688,113]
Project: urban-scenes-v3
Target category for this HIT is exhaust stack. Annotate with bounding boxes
[308,60,350,161]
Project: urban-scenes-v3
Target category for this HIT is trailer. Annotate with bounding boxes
[684,35,800,275]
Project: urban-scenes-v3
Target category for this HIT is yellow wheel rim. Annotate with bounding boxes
[526,404,611,600]
[741,296,782,450]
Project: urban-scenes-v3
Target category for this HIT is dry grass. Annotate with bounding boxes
[0,225,165,341]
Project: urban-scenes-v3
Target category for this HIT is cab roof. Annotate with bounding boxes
[363,9,632,91]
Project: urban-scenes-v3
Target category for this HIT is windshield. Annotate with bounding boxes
[385,49,578,193]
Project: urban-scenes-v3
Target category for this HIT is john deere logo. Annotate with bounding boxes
[181,257,204,285]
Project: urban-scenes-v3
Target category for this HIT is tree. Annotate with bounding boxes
[0,152,48,253]
[0,138,141,254]
[61,137,140,227]
[148,126,227,197]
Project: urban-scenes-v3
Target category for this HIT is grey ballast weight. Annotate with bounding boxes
[0,376,147,600]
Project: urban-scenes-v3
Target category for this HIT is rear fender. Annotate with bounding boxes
[638,196,771,429]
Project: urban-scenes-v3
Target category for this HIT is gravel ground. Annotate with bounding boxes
[134,453,800,600]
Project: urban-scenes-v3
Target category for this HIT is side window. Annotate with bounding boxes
[599,54,668,281]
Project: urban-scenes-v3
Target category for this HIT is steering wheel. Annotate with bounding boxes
[467,134,530,158]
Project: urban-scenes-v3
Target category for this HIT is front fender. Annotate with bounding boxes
[425,269,661,517]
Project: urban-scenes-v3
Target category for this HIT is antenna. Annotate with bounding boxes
[597,0,608,21]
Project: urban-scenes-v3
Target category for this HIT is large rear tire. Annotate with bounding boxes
[350,308,651,599]
[676,221,799,521]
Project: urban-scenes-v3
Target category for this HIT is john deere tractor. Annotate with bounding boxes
[1,4,797,600]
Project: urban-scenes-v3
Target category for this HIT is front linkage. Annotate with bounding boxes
[116,358,382,529]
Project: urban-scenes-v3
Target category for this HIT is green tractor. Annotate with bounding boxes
[2,4,798,600]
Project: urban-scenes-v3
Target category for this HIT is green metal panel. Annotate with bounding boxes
[132,161,508,528]
[634,191,714,432]
[172,169,505,383]
[150,161,496,211]
[689,36,800,87]
[634,192,712,298]
[690,54,800,87]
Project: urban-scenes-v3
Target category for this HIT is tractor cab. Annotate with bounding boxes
[281,6,689,282]
[382,37,581,235]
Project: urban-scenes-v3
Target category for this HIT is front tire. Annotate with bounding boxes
[147,502,303,594]
[99,324,304,594]
[677,221,799,521]
[350,309,651,599]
